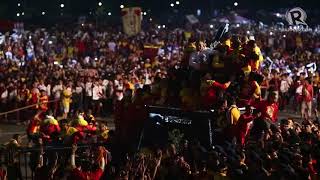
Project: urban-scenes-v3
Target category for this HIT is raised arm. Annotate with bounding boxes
[70,144,77,169]
[207,80,231,90]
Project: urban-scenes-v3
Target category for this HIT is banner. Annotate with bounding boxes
[143,45,160,59]
[121,7,142,36]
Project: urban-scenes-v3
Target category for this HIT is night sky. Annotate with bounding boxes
[0,0,318,25]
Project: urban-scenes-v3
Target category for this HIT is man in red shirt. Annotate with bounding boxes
[255,90,279,124]
[202,79,231,109]
[301,78,313,121]
[236,106,261,145]
[69,145,106,180]
[39,90,49,113]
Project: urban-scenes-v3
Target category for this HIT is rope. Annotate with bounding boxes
[0,99,59,116]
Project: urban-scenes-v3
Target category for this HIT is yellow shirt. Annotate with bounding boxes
[101,129,110,140]
[67,46,74,58]
[66,127,78,136]
[253,81,261,99]
[144,63,151,69]
[225,39,231,47]
[242,65,252,76]
[44,117,58,126]
[230,107,241,125]
[184,32,192,41]
[62,89,72,107]
[253,46,264,70]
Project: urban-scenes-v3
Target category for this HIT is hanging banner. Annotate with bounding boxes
[121,7,142,36]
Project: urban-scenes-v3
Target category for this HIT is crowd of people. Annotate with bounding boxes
[0,22,320,179]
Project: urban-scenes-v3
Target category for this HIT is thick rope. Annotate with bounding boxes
[0,99,59,116]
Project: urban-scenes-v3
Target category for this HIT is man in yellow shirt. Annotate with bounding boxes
[227,98,241,125]
[62,83,72,119]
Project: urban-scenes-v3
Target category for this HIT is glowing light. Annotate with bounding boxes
[108,12,111,16]
[170,3,174,7]
[16,13,20,17]
[98,2,102,6]
[60,3,64,8]
[18,3,21,7]
[276,13,280,17]
[197,9,201,16]
[157,25,161,29]
[143,12,147,15]
[120,5,124,9]
[236,24,240,27]
[21,12,24,16]
[234,2,238,6]
[209,24,214,29]
[175,1,180,5]
[283,34,286,38]
[162,25,166,28]
[149,18,152,21]
[270,32,273,35]
[247,31,250,34]
[42,11,45,15]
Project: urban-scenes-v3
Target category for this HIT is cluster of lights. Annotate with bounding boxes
[157,25,166,29]
[170,1,180,7]
[17,12,26,17]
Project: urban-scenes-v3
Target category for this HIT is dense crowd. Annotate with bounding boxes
[0,23,320,179]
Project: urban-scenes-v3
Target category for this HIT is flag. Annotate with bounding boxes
[121,7,142,36]
[186,15,199,24]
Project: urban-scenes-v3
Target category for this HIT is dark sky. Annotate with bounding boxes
[0,0,319,23]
